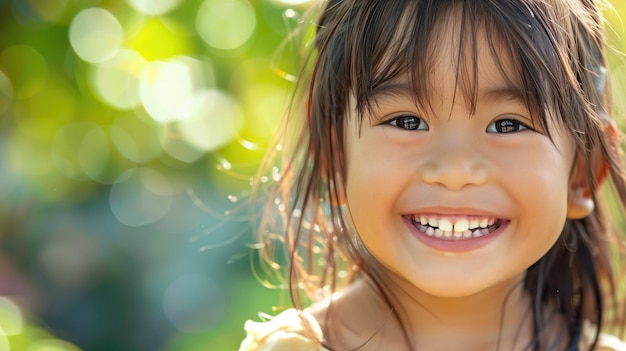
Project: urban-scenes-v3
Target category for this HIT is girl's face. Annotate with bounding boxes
[344,22,579,298]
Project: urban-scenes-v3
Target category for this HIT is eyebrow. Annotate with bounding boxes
[369,81,527,106]
[369,81,415,100]
[481,86,527,105]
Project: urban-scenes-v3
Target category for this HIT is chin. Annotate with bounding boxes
[406,273,525,301]
[417,283,488,299]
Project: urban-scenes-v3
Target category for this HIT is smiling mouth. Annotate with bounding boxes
[410,214,505,241]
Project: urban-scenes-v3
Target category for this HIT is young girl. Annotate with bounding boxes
[240,0,626,350]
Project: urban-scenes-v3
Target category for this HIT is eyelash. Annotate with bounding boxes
[384,115,532,134]
[384,115,429,131]
[486,118,530,133]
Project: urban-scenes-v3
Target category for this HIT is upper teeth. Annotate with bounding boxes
[414,215,496,233]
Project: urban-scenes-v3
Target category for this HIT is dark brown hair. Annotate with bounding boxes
[256,0,626,349]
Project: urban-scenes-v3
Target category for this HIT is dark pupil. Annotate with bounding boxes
[399,116,420,130]
[496,120,518,133]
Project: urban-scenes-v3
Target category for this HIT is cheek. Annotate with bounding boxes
[500,139,574,233]
[344,134,400,207]
[344,133,394,235]
[345,154,379,224]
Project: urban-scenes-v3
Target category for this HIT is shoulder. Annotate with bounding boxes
[238,308,329,351]
[579,320,626,351]
[238,280,380,351]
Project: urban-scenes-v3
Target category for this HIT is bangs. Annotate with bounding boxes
[307,0,606,191]
[333,0,597,138]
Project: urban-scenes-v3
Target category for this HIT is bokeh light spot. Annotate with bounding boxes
[196,0,256,50]
[128,17,191,61]
[0,329,8,351]
[109,168,173,227]
[241,84,288,140]
[0,297,23,335]
[69,8,123,63]
[91,49,147,109]
[111,114,162,164]
[140,57,208,123]
[0,45,47,99]
[126,0,182,16]
[158,124,205,163]
[176,90,243,151]
[163,274,225,333]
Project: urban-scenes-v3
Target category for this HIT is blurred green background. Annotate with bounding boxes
[0,0,624,350]
[0,0,306,349]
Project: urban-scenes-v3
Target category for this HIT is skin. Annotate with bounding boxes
[333,14,590,351]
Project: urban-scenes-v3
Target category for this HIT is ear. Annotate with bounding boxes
[566,123,614,219]
[566,158,607,219]
[566,186,595,220]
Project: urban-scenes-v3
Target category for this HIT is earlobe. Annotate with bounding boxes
[566,154,608,220]
[566,188,595,219]
[565,159,603,220]
[565,120,615,219]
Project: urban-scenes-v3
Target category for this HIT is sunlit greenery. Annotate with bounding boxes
[0,0,311,349]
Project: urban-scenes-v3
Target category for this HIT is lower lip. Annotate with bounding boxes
[402,216,508,253]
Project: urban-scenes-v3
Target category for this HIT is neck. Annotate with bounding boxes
[390,274,535,350]
[312,275,568,351]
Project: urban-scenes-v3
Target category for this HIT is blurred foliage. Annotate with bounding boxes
[0,0,624,351]
[0,0,313,350]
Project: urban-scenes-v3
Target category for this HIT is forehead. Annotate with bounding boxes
[433,13,522,104]
[366,4,525,116]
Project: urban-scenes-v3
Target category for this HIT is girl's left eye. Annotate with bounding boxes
[385,115,429,131]
[486,118,529,133]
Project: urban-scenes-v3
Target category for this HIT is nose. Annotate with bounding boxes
[420,136,488,191]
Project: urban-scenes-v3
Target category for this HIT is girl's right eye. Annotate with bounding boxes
[384,115,429,131]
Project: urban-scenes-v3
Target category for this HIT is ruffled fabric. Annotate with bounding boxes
[239,308,328,351]
[240,308,626,351]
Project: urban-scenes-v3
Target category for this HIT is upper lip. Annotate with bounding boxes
[402,206,505,219]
